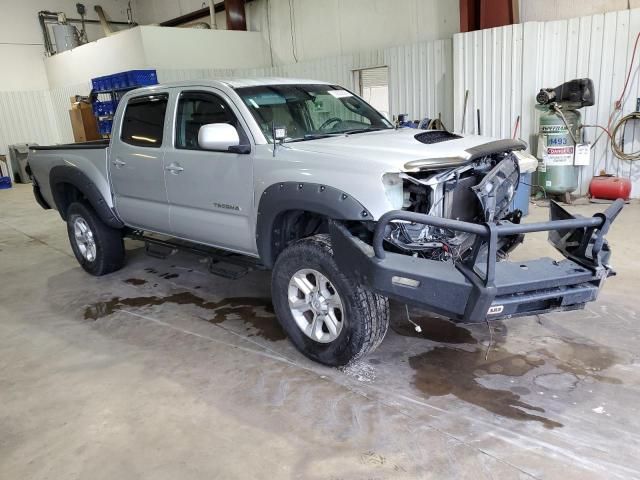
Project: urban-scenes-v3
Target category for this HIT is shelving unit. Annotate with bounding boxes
[90,70,158,137]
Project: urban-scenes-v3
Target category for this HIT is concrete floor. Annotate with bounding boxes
[1,183,639,480]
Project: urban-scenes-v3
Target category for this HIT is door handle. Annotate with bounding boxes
[165,163,184,174]
[113,159,126,167]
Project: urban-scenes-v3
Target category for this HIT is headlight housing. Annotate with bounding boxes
[382,173,404,210]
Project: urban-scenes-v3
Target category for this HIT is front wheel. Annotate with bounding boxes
[66,202,125,276]
[271,234,389,366]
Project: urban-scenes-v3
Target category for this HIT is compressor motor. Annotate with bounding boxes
[536,78,595,108]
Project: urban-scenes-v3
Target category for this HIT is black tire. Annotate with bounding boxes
[271,234,389,366]
[66,202,125,276]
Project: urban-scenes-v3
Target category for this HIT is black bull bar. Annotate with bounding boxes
[330,199,624,322]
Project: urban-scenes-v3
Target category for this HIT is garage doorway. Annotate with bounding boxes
[354,66,389,119]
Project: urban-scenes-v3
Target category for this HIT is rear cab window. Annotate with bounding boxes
[121,94,169,148]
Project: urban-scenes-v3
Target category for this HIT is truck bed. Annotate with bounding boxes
[28,140,112,213]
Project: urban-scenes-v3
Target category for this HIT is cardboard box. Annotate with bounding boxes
[70,95,90,107]
[69,104,100,143]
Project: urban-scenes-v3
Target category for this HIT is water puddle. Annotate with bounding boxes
[409,345,563,428]
[124,278,147,286]
[390,306,478,344]
[84,291,285,341]
[408,334,621,429]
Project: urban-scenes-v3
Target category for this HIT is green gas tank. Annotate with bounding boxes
[536,106,580,195]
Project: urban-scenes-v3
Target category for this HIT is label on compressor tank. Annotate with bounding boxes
[543,145,575,166]
[540,122,576,166]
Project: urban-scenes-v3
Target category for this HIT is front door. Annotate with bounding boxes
[110,93,171,233]
[163,89,255,254]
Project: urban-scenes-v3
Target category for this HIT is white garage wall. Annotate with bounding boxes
[44,37,453,146]
[0,0,135,155]
[519,0,640,22]
[0,91,60,156]
[454,9,640,197]
[155,38,454,128]
[0,0,134,92]
[132,0,460,67]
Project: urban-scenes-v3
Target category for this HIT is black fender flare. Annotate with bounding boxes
[49,165,124,229]
[256,182,371,267]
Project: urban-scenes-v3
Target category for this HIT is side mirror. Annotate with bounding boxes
[198,123,240,151]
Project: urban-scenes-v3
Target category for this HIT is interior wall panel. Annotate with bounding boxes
[0,90,60,160]
[48,83,93,145]
[8,37,453,165]
[156,38,454,129]
[454,9,640,197]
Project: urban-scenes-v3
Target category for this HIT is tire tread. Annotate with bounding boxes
[272,233,389,366]
[67,202,125,276]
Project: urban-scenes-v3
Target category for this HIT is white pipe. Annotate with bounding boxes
[209,0,218,29]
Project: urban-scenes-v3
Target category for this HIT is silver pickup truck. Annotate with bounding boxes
[28,78,623,366]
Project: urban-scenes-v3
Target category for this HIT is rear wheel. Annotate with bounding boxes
[66,202,125,276]
[271,234,389,366]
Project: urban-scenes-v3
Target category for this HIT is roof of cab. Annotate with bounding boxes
[221,77,332,88]
[131,77,332,91]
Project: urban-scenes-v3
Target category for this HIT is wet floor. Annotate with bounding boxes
[2,184,640,479]
[76,271,626,434]
[84,289,284,342]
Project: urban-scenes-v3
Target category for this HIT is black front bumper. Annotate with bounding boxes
[330,200,623,323]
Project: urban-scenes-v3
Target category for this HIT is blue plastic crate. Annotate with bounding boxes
[110,72,129,89]
[92,100,116,116]
[91,77,102,91]
[91,75,113,92]
[126,70,158,87]
[92,70,158,92]
[98,119,113,135]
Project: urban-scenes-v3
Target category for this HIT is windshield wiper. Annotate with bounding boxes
[292,128,388,142]
[343,127,388,135]
[301,132,346,140]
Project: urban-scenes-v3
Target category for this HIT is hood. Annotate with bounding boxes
[285,128,523,172]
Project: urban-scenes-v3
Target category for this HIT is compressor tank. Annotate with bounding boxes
[536,107,580,195]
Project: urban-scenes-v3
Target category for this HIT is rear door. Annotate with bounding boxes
[163,88,255,254]
[110,92,172,233]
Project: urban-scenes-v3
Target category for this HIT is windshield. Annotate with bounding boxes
[235,84,393,143]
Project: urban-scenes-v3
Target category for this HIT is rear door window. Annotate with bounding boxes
[121,94,168,148]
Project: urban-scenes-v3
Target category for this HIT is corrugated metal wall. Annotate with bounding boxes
[155,39,454,128]
[0,90,60,158]
[42,38,453,145]
[454,9,640,197]
[48,83,93,144]
[10,13,640,197]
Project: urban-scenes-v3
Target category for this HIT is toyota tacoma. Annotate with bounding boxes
[28,78,623,366]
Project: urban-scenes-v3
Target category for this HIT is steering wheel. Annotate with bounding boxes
[319,117,342,131]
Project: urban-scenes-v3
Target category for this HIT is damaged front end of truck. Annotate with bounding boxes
[330,137,623,323]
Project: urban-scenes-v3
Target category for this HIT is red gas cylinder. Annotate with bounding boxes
[589,176,632,200]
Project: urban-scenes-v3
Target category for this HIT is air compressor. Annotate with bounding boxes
[535,78,595,197]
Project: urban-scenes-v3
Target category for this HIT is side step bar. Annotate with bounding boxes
[128,232,266,280]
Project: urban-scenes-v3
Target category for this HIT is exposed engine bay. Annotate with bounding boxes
[384,151,521,262]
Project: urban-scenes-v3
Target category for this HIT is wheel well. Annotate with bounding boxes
[53,182,86,219]
[270,210,328,263]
